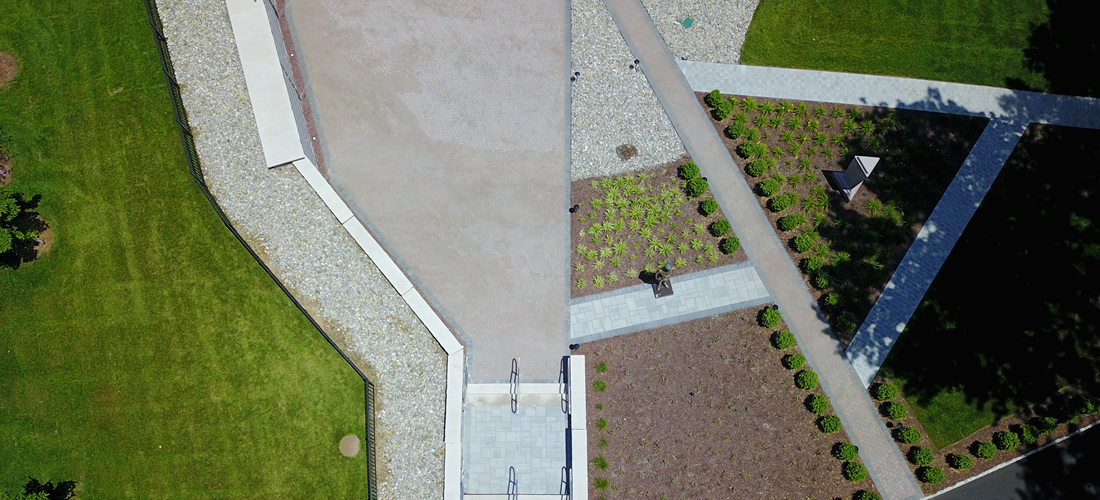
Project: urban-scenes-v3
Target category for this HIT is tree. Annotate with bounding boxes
[1,186,41,254]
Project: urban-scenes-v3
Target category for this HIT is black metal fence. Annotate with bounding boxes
[141,2,377,497]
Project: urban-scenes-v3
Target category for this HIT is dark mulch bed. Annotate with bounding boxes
[697,92,987,347]
[569,156,747,299]
[579,308,879,500]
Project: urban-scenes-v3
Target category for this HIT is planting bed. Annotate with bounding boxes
[570,157,747,298]
[579,307,879,500]
[698,92,986,345]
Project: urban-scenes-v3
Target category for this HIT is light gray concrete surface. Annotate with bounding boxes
[464,404,568,495]
[569,261,769,341]
[287,0,569,381]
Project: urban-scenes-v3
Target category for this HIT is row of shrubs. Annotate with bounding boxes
[679,162,741,255]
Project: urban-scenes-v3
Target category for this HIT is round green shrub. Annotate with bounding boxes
[993,430,1021,451]
[801,255,825,273]
[715,100,733,120]
[737,141,766,158]
[832,442,859,461]
[916,466,945,484]
[843,461,868,482]
[795,370,819,390]
[759,307,782,328]
[819,415,842,434]
[720,236,741,254]
[907,446,934,466]
[768,192,796,212]
[806,394,829,414]
[1012,423,1039,445]
[873,382,899,401]
[699,198,719,216]
[822,292,841,311]
[946,453,973,470]
[772,330,796,349]
[1033,416,1059,435]
[894,427,921,444]
[678,162,700,180]
[813,272,830,290]
[972,441,997,459]
[746,159,768,177]
[685,177,709,198]
[793,231,818,253]
[726,122,747,140]
[704,89,723,108]
[782,353,805,369]
[757,178,780,197]
[778,214,806,231]
[853,490,881,500]
[882,401,908,420]
[835,311,858,332]
[593,380,607,392]
[709,219,731,237]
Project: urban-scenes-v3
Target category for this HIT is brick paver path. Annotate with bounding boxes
[600,0,924,497]
[569,262,769,342]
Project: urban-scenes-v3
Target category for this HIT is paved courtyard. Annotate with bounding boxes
[287,0,570,381]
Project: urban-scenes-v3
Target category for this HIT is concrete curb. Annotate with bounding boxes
[568,355,587,500]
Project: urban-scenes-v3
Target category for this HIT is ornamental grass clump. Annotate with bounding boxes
[781,353,805,369]
[843,461,868,482]
[946,453,972,470]
[993,430,1021,451]
[720,236,740,254]
[873,382,899,401]
[805,394,829,414]
[893,427,921,444]
[1033,416,1059,435]
[759,307,782,328]
[882,401,908,420]
[972,441,996,459]
[819,415,842,434]
[907,446,934,466]
[832,442,858,461]
[772,330,796,349]
[709,219,731,237]
[795,370,819,390]
[593,380,607,392]
[679,162,700,180]
[916,466,945,484]
[757,178,780,197]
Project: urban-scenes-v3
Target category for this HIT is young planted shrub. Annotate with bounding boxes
[882,401,908,420]
[813,272,830,290]
[595,361,608,373]
[715,99,733,120]
[736,141,766,158]
[893,427,921,444]
[873,382,899,401]
[593,380,607,392]
[993,430,1021,451]
[1032,416,1059,435]
[835,311,858,333]
[593,456,609,470]
[720,236,741,254]
[782,353,806,369]
[772,330,796,349]
[756,178,780,197]
[759,307,782,328]
[795,370,819,390]
[819,415,842,434]
[1012,423,1039,445]
[822,292,841,311]
[746,159,768,177]
[806,394,829,414]
[832,442,859,460]
[768,192,797,212]
[972,441,997,459]
[726,122,747,139]
[777,214,806,232]
[853,491,881,500]
[699,198,719,216]
[709,219,731,237]
[843,461,868,482]
[793,231,818,253]
[679,161,700,180]
[916,466,945,484]
[685,177,709,198]
[704,89,723,108]
[801,255,825,273]
[593,477,610,491]
[907,446,934,466]
[596,418,608,430]
[946,453,973,470]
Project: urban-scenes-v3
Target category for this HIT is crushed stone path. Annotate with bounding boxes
[598,0,925,497]
[569,261,769,342]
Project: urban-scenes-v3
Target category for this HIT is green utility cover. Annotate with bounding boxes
[682,18,693,28]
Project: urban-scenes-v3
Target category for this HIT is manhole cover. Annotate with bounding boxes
[616,144,638,161]
[339,434,360,457]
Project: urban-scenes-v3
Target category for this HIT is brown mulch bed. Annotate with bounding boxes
[697,92,987,347]
[569,156,748,299]
[0,51,16,89]
[579,308,880,500]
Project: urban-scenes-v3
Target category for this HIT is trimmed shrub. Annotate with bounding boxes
[843,461,868,482]
[835,311,858,333]
[768,192,797,212]
[993,430,1021,451]
[801,255,825,273]
[709,219,732,237]
[907,446,934,466]
[946,453,973,470]
[781,353,805,369]
[853,491,881,500]
[704,89,723,108]
[793,231,818,253]
[795,370,819,390]
[893,427,921,444]
[813,272,830,290]
[822,292,841,311]
[832,442,859,461]
[819,415,842,434]
[746,159,768,177]
[778,214,806,231]
[759,307,782,328]
[806,394,829,414]
[736,141,766,158]
[916,466,945,484]
[1032,416,1059,435]
[772,330,797,349]
[593,380,607,392]
[726,122,747,139]
[873,382,899,401]
[882,401,908,420]
[714,99,733,120]
[1012,423,1039,445]
[972,441,997,459]
[756,178,780,197]
[685,177,709,198]
[678,162,700,180]
[699,198,719,216]
[720,236,741,254]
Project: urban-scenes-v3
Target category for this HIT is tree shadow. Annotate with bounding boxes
[0,190,46,269]
[23,476,76,500]
[1008,0,1100,98]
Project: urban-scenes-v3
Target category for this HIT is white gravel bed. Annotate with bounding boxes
[571,0,686,180]
[639,0,760,64]
[155,1,446,498]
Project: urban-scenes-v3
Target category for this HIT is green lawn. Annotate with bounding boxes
[0,1,369,497]
[741,0,1050,91]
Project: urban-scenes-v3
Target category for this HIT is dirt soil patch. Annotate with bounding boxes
[570,155,748,298]
[579,308,879,500]
[0,152,11,185]
[0,51,17,89]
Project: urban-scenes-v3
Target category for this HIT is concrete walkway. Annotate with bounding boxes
[600,0,924,497]
[569,261,769,342]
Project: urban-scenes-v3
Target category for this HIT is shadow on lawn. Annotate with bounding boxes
[881,124,1100,418]
[0,189,47,269]
[1007,0,1100,98]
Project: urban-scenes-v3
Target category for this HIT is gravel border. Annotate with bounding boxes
[639,0,760,64]
[571,0,686,180]
[155,1,446,497]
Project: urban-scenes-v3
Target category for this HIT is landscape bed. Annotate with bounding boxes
[698,91,986,345]
[579,307,880,500]
[570,157,747,298]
